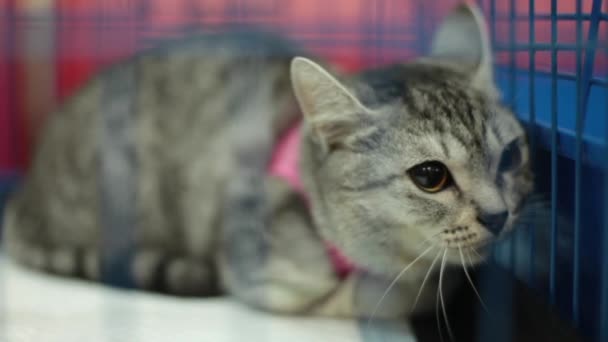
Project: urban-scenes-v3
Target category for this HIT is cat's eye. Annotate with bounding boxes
[498,139,522,173]
[408,161,452,193]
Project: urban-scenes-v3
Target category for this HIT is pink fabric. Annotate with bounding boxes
[324,242,356,279]
[267,122,305,194]
[267,121,355,279]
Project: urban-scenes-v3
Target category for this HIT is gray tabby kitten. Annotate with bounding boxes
[3,2,532,321]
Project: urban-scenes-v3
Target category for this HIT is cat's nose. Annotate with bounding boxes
[477,211,508,235]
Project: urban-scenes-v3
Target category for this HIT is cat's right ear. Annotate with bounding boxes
[430,3,499,99]
[290,57,371,151]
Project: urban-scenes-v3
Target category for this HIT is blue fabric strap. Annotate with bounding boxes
[99,65,138,288]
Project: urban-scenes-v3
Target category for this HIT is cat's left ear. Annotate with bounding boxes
[430,3,499,99]
[291,57,373,151]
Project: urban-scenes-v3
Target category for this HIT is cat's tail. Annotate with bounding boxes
[2,188,100,281]
[3,192,28,264]
[3,191,47,270]
[2,188,218,296]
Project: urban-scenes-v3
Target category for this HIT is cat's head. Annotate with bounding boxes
[291,3,533,274]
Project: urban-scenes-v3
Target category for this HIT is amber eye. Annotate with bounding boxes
[408,161,451,193]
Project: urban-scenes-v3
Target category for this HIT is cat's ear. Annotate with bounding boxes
[430,3,499,99]
[290,57,371,151]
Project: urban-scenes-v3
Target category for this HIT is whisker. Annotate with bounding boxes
[411,248,443,314]
[464,248,478,268]
[411,231,443,251]
[436,253,445,342]
[465,248,490,269]
[470,247,484,260]
[439,249,455,342]
[458,247,489,313]
[460,245,482,262]
[367,243,435,327]
[414,230,447,249]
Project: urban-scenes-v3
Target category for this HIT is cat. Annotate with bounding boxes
[2,2,533,323]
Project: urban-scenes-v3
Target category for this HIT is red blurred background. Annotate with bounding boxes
[0,0,605,171]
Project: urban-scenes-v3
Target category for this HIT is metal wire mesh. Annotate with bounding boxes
[485,0,607,340]
[0,0,607,341]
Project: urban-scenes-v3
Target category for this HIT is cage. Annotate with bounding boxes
[0,0,606,341]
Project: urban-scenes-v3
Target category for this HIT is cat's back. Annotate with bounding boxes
[3,30,303,276]
[25,28,303,185]
[30,29,302,156]
[123,29,302,159]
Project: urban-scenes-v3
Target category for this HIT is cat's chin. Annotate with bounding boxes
[461,247,490,265]
[454,244,491,265]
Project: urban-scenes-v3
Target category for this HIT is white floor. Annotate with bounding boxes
[0,257,415,342]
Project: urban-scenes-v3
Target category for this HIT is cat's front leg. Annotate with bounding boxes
[218,173,336,313]
[218,175,414,319]
[311,270,416,319]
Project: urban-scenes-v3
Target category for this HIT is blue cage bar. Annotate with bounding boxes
[0,0,606,341]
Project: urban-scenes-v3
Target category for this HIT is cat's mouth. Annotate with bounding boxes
[439,226,485,248]
[437,228,493,257]
[428,236,491,266]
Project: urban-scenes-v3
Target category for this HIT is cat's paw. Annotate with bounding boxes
[132,250,215,296]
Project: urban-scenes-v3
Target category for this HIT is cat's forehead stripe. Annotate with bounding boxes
[439,138,450,158]
[357,62,518,167]
[443,134,469,161]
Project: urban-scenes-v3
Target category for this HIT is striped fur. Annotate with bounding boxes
[3,3,532,320]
